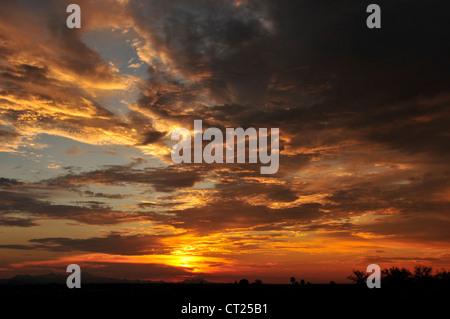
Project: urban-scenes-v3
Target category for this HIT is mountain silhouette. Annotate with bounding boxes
[178,277,211,284]
[0,272,156,285]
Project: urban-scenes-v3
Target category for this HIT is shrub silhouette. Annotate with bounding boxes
[435,269,450,282]
[414,265,433,283]
[382,267,412,285]
[347,270,368,285]
[348,265,449,286]
[239,279,249,286]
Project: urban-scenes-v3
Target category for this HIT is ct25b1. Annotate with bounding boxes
[225,304,267,314]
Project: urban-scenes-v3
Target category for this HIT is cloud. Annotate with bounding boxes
[0,217,38,227]
[0,178,23,187]
[0,233,172,255]
[0,0,165,153]
[44,163,206,192]
[0,128,21,152]
[147,201,323,235]
[83,190,129,199]
[0,190,143,225]
[359,214,450,243]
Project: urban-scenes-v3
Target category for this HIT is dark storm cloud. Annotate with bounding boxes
[360,214,450,243]
[0,217,38,227]
[0,233,171,255]
[132,0,449,160]
[141,130,168,145]
[83,190,128,199]
[0,178,23,187]
[323,173,450,215]
[44,164,205,192]
[131,0,274,125]
[0,190,143,225]
[360,255,450,264]
[148,201,323,235]
[303,172,450,242]
[0,129,19,139]
[0,127,20,151]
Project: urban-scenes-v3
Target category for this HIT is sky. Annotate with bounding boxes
[0,0,449,283]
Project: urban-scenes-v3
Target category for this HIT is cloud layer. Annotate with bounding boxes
[0,0,449,282]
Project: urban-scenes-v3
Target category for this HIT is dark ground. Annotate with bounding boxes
[0,282,447,317]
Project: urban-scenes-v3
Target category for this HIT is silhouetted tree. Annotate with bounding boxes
[239,279,249,286]
[347,270,368,285]
[414,265,433,283]
[348,266,449,286]
[290,277,296,285]
[435,269,450,282]
[382,267,412,285]
[300,279,305,285]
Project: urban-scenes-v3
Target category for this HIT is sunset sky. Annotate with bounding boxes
[0,0,448,283]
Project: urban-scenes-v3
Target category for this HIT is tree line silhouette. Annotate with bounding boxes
[232,265,449,286]
[348,265,450,285]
